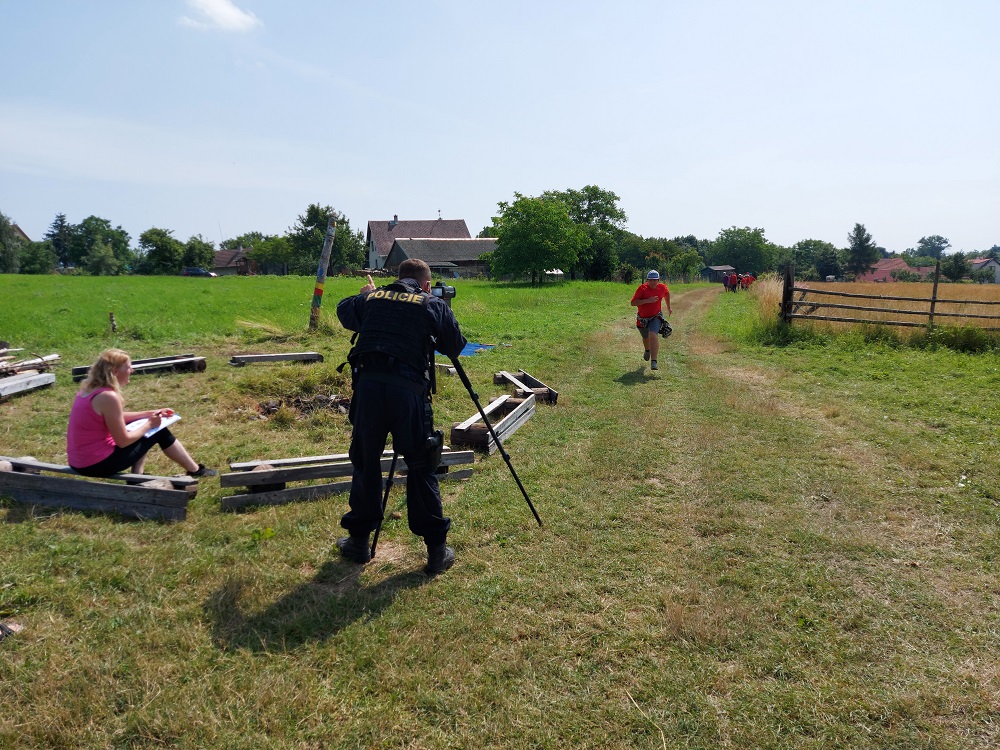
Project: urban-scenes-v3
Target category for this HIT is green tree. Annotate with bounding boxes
[710,226,772,273]
[0,211,22,273]
[83,239,122,276]
[250,235,292,273]
[286,204,364,276]
[139,228,184,274]
[221,231,267,251]
[665,248,704,282]
[541,185,627,280]
[842,223,881,278]
[183,235,216,270]
[19,241,57,274]
[493,194,589,285]
[940,251,970,282]
[44,213,74,267]
[970,267,995,284]
[69,216,131,269]
[791,239,837,275]
[916,234,951,259]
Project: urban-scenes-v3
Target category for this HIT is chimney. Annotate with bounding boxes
[389,214,398,228]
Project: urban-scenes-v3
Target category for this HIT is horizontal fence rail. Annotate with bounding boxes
[781,264,1000,332]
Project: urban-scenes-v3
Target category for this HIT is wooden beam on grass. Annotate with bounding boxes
[228,352,324,366]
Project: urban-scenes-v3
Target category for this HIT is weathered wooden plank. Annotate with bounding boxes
[73,355,206,381]
[0,373,55,398]
[451,394,535,453]
[228,352,324,366]
[221,465,473,510]
[71,353,197,377]
[220,450,475,488]
[0,472,189,520]
[0,456,198,489]
[452,394,511,431]
[515,370,558,404]
[229,449,472,472]
[494,370,533,392]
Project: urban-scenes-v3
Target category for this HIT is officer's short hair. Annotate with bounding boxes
[399,258,431,284]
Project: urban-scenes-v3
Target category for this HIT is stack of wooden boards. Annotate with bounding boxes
[219,448,475,510]
[0,456,200,521]
[71,353,206,382]
[0,350,59,399]
[450,369,558,454]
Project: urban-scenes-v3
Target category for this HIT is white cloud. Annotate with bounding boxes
[179,0,262,33]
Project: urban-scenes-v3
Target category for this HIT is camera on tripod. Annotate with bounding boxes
[431,281,456,307]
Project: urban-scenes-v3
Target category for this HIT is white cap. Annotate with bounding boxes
[647,270,659,279]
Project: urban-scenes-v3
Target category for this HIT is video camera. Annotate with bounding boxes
[431,281,456,307]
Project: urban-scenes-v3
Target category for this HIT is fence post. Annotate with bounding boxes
[781,264,795,323]
[929,259,941,328]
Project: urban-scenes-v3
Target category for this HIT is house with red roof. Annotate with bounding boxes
[856,257,934,282]
[365,215,471,270]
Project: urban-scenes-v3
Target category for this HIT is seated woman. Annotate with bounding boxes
[67,348,216,478]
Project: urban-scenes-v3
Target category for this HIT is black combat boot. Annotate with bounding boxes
[336,535,371,564]
[425,543,455,575]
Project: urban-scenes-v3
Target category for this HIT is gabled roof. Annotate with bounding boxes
[12,224,31,243]
[390,237,495,264]
[707,265,736,271]
[856,257,933,282]
[970,257,1000,269]
[367,217,471,259]
[214,247,248,269]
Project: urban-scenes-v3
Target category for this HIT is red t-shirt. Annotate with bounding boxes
[631,282,669,318]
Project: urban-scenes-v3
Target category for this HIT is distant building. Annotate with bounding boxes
[384,237,494,277]
[365,215,471,270]
[970,257,1000,283]
[12,224,31,243]
[855,258,934,282]
[213,247,252,276]
[703,265,735,282]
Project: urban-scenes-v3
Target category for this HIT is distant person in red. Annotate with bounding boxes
[631,270,672,371]
[728,272,738,292]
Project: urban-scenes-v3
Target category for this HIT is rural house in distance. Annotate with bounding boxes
[384,237,494,277]
[365,215,471,270]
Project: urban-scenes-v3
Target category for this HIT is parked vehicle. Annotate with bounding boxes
[182,267,217,277]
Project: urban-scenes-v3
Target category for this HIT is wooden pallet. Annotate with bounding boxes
[0,456,199,521]
[228,352,324,366]
[220,448,475,510]
[0,370,56,399]
[493,369,558,404]
[450,394,535,454]
[72,354,206,382]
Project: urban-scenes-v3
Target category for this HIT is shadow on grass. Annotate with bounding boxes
[203,561,428,653]
[614,366,654,386]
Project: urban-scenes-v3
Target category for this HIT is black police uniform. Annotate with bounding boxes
[336,277,467,547]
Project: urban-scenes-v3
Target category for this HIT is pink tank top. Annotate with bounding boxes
[67,388,116,468]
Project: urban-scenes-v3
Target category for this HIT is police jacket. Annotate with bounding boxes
[337,277,467,385]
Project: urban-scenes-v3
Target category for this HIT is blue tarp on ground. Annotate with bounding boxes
[437,342,494,358]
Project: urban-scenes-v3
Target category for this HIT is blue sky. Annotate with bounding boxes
[2,0,997,253]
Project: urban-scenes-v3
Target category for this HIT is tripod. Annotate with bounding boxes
[369,356,543,559]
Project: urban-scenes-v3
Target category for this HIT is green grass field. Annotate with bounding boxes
[2,274,998,749]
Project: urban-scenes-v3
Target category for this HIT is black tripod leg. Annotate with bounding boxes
[370,450,398,559]
[449,356,542,527]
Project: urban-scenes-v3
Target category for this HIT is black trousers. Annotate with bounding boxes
[342,378,450,546]
[71,428,177,477]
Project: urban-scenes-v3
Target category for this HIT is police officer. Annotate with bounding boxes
[336,259,467,575]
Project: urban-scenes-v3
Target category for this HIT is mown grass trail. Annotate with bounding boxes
[2,278,997,749]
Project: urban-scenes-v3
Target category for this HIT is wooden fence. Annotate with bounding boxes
[781,264,1000,331]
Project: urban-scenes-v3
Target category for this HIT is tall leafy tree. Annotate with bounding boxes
[940,251,970,282]
[69,216,132,270]
[0,211,22,273]
[45,213,74,267]
[19,241,57,274]
[792,238,840,279]
[493,194,589,285]
[711,226,772,273]
[183,235,216,270]
[139,228,184,274]
[842,223,881,278]
[286,204,365,276]
[916,234,951,259]
[83,239,121,276]
[542,185,627,280]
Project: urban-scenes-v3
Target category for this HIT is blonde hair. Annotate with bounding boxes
[81,348,129,395]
